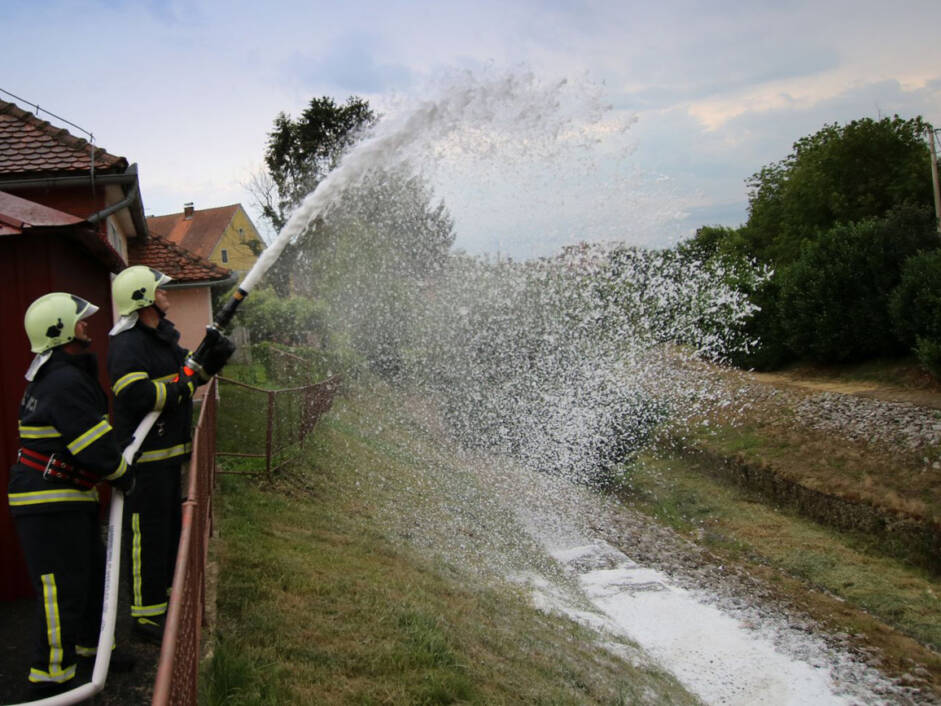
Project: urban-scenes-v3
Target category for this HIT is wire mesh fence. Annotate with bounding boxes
[215,374,342,479]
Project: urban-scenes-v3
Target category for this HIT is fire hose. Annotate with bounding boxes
[10,288,251,706]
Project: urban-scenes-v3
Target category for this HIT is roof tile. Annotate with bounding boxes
[128,231,233,285]
[0,99,126,176]
[147,204,241,259]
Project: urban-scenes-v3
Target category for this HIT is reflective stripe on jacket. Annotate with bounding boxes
[107,318,194,465]
[8,349,126,516]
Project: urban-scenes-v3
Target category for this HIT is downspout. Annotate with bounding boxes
[162,272,240,290]
[85,181,139,225]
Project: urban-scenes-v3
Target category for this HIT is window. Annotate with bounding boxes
[221,249,229,263]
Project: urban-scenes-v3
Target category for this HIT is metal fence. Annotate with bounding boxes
[215,374,342,479]
[150,372,341,704]
[151,376,217,706]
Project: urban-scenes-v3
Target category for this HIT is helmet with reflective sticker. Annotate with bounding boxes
[24,292,99,353]
[112,266,173,316]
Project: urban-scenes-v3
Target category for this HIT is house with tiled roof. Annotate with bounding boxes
[0,98,235,602]
[0,98,148,264]
[0,97,153,600]
[128,231,234,351]
[147,202,265,277]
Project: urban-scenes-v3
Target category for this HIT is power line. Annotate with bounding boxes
[0,87,98,185]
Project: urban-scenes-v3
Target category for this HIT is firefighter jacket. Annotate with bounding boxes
[108,317,194,467]
[8,349,128,516]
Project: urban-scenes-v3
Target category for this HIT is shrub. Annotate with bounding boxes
[233,287,329,347]
[914,338,941,379]
[890,248,941,377]
[727,276,793,370]
[777,205,937,363]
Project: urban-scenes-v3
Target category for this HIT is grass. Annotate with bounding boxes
[201,389,701,705]
[617,450,941,696]
[203,356,941,701]
[773,356,941,391]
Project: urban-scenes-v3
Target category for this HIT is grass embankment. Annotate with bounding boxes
[687,358,941,526]
[201,389,700,705]
[622,361,941,697]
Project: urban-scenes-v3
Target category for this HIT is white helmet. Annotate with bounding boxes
[24,292,99,353]
[112,266,173,316]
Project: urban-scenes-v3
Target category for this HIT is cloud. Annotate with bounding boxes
[287,34,415,95]
[3,0,940,259]
[620,42,840,113]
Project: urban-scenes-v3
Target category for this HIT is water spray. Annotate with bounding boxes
[13,70,765,705]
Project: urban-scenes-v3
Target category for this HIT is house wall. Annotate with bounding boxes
[165,287,213,353]
[209,206,263,275]
[12,184,134,265]
[0,233,115,600]
[14,184,104,216]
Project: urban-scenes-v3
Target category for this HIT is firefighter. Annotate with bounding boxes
[8,292,136,699]
[107,266,233,644]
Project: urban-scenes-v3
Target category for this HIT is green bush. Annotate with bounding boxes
[914,337,941,379]
[231,287,329,347]
[727,276,794,370]
[890,248,941,377]
[777,205,937,363]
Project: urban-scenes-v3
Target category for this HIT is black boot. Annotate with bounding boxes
[77,648,137,672]
[28,679,75,699]
[131,616,165,645]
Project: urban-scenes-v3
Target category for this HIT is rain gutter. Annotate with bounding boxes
[162,272,239,289]
[0,164,149,239]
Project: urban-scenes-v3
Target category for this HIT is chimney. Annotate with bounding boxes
[183,202,194,220]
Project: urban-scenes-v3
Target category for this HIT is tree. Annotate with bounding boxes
[257,96,377,231]
[777,204,937,363]
[249,95,457,378]
[741,116,934,267]
[676,225,740,261]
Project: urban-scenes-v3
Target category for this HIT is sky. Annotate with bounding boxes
[3,0,940,259]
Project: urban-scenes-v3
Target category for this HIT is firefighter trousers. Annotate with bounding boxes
[123,462,182,623]
[14,509,104,685]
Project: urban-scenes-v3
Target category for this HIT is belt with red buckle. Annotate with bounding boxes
[16,448,97,489]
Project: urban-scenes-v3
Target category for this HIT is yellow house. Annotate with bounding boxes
[146,202,265,276]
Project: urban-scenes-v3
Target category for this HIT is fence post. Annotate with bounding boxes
[266,390,275,481]
[300,386,308,446]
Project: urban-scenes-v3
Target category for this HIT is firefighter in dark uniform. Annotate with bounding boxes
[7,292,135,699]
[107,266,233,644]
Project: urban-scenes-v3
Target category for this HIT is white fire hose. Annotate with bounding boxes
[10,411,160,706]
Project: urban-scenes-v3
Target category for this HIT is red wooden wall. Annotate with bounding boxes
[0,232,114,600]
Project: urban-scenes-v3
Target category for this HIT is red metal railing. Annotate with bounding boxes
[150,373,341,705]
[151,377,217,706]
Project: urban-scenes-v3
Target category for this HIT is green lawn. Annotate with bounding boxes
[202,391,701,705]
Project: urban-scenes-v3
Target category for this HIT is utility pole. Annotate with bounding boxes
[929,126,941,235]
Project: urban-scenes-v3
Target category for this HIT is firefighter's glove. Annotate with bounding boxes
[200,335,236,379]
[110,465,136,497]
